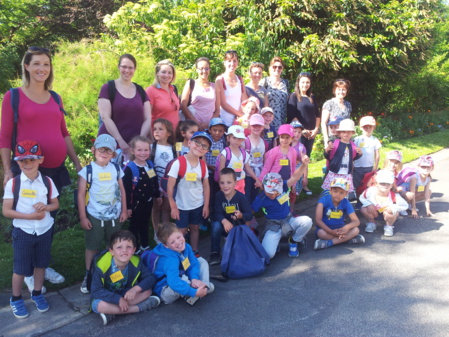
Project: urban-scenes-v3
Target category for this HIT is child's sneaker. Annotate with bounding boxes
[314,239,329,250]
[10,298,29,319]
[209,252,221,266]
[349,234,365,244]
[399,210,408,216]
[138,295,161,312]
[45,267,65,284]
[365,222,377,233]
[207,282,215,294]
[80,276,89,294]
[100,313,115,326]
[288,238,299,258]
[384,225,394,237]
[31,294,49,312]
[24,276,47,294]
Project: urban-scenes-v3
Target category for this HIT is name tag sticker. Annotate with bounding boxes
[110,270,124,283]
[21,189,37,198]
[267,132,274,138]
[185,173,197,181]
[417,185,425,192]
[176,142,183,151]
[147,169,156,178]
[359,142,365,148]
[329,210,342,219]
[233,162,243,170]
[277,193,289,205]
[182,257,191,270]
[280,159,289,166]
[225,206,236,214]
[98,172,112,181]
[253,152,262,158]
[212,149,220,157]
[377,207,385,213]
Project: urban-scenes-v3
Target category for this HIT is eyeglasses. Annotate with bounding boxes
[28,46,50,53]
[193,139,210,151]
[97,147,114,154]
[272,65,283,70]
[300,72,311,77]
[119,65,135,70]
[197,67,210,72]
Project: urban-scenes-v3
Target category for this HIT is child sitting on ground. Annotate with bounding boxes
[314,178,364,250]
[252,157,313,259]
[210,168,253,265]
[90,230,160,326]
[4,140,59,319]
[152,222,214,305]
[359,170,408,237]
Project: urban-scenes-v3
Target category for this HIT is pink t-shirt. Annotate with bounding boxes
[190,82,216,125]
[0,88,69,168]
[146,84,180,130]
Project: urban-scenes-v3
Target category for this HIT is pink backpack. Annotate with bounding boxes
[327,139,358,169]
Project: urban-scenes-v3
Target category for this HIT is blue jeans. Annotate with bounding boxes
[211,221,226,254]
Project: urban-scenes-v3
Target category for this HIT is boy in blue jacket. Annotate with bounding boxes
[153,222,214,305]
[90,230,160,325]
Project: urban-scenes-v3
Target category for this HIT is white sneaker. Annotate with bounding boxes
[24,276,47,294]
[365,222,377,233]
[399,210,408,216]
[45,267,65,284]
[207,282,215,294]
[384,225,394,237]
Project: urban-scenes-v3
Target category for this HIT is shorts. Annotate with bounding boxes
[12,226,52,276]
[91,287,130,313]
[85,213,121,251]
[176,205,204,228]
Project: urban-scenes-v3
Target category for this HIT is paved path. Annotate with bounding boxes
[1,149,448,337]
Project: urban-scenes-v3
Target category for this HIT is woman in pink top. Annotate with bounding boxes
[180,57,220,130]
[146,60,180,130]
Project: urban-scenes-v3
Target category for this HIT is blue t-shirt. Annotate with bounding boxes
[318,194,354,230]
[252,181,290,220]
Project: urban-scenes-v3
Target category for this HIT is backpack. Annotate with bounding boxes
[356,170,378,197]
[11,175,52,210]
[396,167,419,187]
[150,142,176,164]
[220,224,270,279]
[9,88,66,151]
[219,75,245,93]
[141,248,183,281]
[123,160,155,204]
[160,155,207,196]
[214,147,247,182]
[244,137,269,154]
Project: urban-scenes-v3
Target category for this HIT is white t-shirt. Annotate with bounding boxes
[242,137,265,177]
[221,148,250,181]
[337,147,350,175]
[3,172,59,235]
[354,135,382,167]
[153,144,175,182]
[168,157,208,210]
[78,161,124,221]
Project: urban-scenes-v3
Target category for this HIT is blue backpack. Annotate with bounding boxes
[220,225,270,279]
[141,248,184,281]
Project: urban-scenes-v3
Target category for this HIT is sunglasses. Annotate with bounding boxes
[28,46,50,53]
[272,65,283,70]
[226,50,238,55]
[336,79,348,83]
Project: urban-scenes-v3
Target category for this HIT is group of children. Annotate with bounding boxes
[4,107,435,324]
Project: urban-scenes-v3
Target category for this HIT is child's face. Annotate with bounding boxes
[338,131,353,142]
[109,239,136,265]
[250,124,263,136]
[330,187,348,204]
[131,140,150,163]
[293,127,303,141]
[92,147,114,166]
[228,134,244,147]
[419,165,433,176]
[386,159,401,172]
[329,124,339,135]
[164,230,186,253]
[189,137,210,157]
[17,158,44,178]
[361,125,375,137]
[263,112,274,125]
[279,134,292,147]
[219,173,237,196]
[243,102,258,117]
[377,182,392,194]
[209,125,225,142]
[250,67,263,83]
[264,190,279,200]
[153,122,170,142]
[182,125,199,142]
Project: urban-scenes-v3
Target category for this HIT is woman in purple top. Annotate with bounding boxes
[98,54,152,160]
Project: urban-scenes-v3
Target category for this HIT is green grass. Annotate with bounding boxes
[0,129,448,291]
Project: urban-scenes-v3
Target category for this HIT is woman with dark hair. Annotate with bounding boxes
[146,59,180,130]
[180,57,220,130]
[0,47,82,292]
[98,54,152,161]
[321,79,352,146]
[261,56,289,129]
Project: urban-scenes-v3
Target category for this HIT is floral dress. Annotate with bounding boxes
[261,77,289,130]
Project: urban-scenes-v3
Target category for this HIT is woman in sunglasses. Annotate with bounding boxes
[260,56,290,130]
[321,79,352,146]
[98,54,152,162]
[0,46,82,292]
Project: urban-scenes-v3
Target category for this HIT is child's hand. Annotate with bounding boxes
[171,205,180,220]
[202,206,209,219]
[302,155,310,166]
[411,209,419,219]
[156,197,163,205]
[195,284,208,298]
[384,207,394,215]
[33,202,47,212]
[190,279,204,289]
[32,211,46,220]
[80,217,92,230]
[119,297,129,312]
[396,186,403,193]
[325,142,334,153]
[254,178,263,189]
[356,146,363,155]
[231,210,242,220]
[124,287,139,301]
[127,209,132,217]
[119,210,128,223]
[223,219,234,233]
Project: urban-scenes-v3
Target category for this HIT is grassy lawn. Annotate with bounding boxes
[1,129,448,291]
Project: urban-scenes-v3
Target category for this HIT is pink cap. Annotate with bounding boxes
[249,114,265,126]
[387,150,403,162]
[277,124,294,137]
[418,155,434,167]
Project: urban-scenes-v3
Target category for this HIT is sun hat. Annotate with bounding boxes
[330,177,350,191]
[260,107,274,115]
[191,131,212,147]
[327,116,343,126]
[262,172,284,195]
[336,119,355,132]
[386,150,403,162]
[418,155,434,168]
[360,116,376,127]
[376,170,395,184]
[249,114,265,126]
[290,121,304,129]
[94,134,117,152]
[14,140,43,161]
[277,124,294,137]
[208,117,227,129]
[226,125,246,139]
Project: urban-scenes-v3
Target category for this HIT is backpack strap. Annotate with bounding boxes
[172,84,179,98]
[263,139,269,153]
[49,90,67,116]
[12,175,20,211]
[240,147,247,163]
[244,138,251,152]
[199,159,207,179]
[112,163,120,180]
[329,139,340,160]
[177,155,187,179]
[150,142,157,163]
[134,83,146,103]
[107,80,116,104]
[237,75,244,94]
[219,75,227,91]
[86,164,93,193]
[125,161,140,188]
[187,79,195,106]
[224,147,232,167]
[43,176,52,205]
[390,190,396,204]
[350,141,357,158]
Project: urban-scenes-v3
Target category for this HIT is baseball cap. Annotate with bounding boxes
[360,116,376,127]
[386,150,403,162]
[277,124,294,137]
[14,140,43,161]
[336,119,355,132]
[260,107,274,115]
[94,134,117,152]
[330,177,350,191]
[191,131,212,147]
[262,172,284,195]
[376,170,395,184]
[226,125,246,139]
[208,117,227,129]
[418,155,434,167]
[249,114,265,126]
[327,116,343,126]
[290,121,304,129]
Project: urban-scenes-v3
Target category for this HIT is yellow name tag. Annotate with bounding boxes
[417,185,425,192]
[253,152,261,158]
[242,121,248,128]
[212,149,220,157]
[176,142,183,151]
[277,193,289,205]
[378,207,385,213]
[110,270,124,283]
[98,172,112,181]
[147,169,156,178]
[280,159,289,166]
[359,142,365,148]
[329,210,342,219]
[233,162,243,170]
[21,189,37,198]
[225,205,236,214]
[267,132,274,138]
[182,257,191,270]
[185,172,197,181]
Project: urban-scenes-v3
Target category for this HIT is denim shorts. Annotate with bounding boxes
[176,205,203,228]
